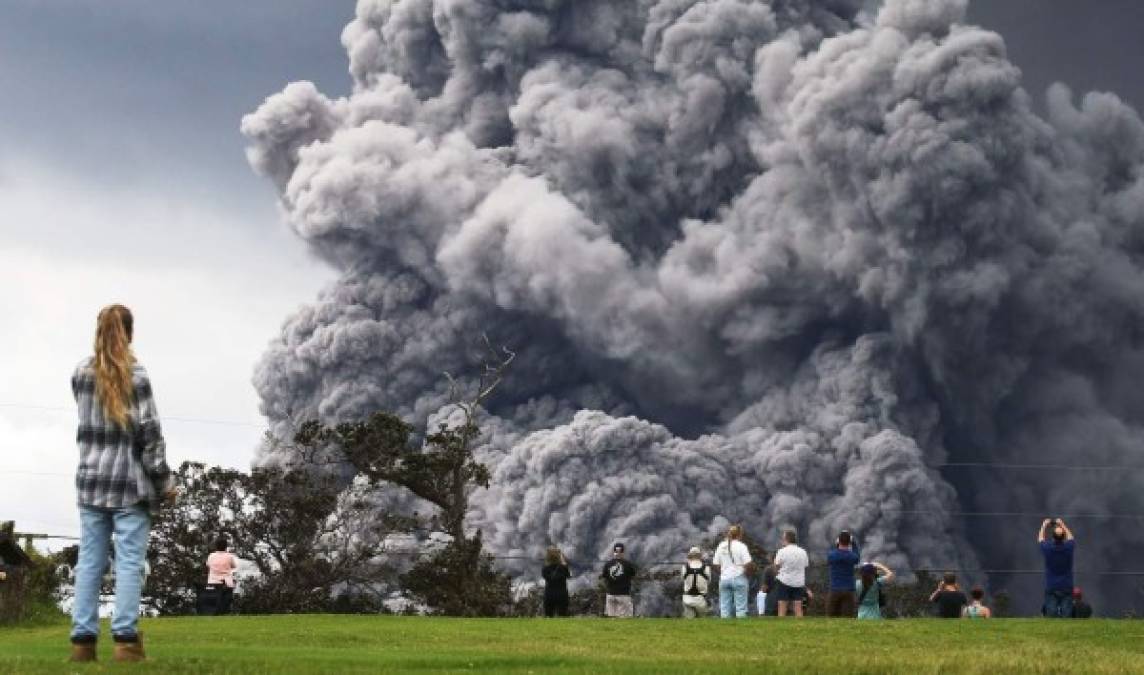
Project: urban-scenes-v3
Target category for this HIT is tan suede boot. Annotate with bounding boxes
[113,637,146,662]
[69,643,97,663]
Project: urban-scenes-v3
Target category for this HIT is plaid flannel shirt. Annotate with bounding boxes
[72,357,171,514]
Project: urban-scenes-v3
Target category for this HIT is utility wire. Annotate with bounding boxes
[3,403,1144,468]
[0,402,261,427]
[883,510,1144,521]
[939,462,1144,471]
[19,540,1144,577]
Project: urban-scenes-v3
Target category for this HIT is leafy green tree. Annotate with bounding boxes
[399,533,511,617]
[149,461,403,615]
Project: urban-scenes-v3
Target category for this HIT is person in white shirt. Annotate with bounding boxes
[679,546,711,618]
[712,525,752,618]
[773,529,809,617]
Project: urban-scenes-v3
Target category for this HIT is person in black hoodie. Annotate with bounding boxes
[1071,588,1094,618]
[929,572,968,618]
[600,542,637,617]
[541,547,571,617]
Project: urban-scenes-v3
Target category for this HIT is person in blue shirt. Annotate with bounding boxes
[1039,518,1076,618]
[826,530,861,617]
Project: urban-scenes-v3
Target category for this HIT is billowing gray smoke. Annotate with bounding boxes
[244,0,1144,613]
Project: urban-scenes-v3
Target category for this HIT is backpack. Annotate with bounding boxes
[682,564,709,596]
[722,541,758,578]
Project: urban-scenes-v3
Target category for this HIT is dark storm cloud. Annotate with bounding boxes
[0,0,355,200]
[244,0,1144,614]
[968,0,1144,112]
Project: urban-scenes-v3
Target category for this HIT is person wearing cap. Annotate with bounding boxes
[712,525,753,618]
[855,562,893,619]
[680,546,711,618]
[826,530,861,617]
[1071,588,1093,618]
[600,542,637,617]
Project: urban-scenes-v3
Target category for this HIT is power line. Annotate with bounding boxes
[909,568,1144,577]
[938,462,1144,471]
[2,403,1143,468]
[0,538,1135,575]
[13,532,80,542]
[0,402,261,427]
[5,404,1144,467]
[885,510,1144,521]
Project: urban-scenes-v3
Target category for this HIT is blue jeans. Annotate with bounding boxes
[1043,590,1074,618]
[71,504,151,642]
[719,575,749,618]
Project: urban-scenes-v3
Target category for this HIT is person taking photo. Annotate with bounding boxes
[600,543,637,617]
[826,530,861,617]
[1039,518,1076,618]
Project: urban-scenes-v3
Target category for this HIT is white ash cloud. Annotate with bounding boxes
[244,0,1144,613]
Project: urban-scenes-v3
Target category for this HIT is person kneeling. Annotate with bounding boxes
[680,546,711,618]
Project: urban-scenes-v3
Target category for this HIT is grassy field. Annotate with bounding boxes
[2,615,1142,674]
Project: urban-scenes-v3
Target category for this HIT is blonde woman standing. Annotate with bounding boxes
[69,305,173,663]
[712,525,752,618]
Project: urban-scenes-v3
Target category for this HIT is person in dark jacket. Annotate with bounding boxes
[759,563,779,616]
[541,547,571,617]
[600,542,637,617]
[929,572,968,618]
[1071,588,1094,618]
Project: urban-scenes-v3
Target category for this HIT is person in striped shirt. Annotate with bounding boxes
[69,305,174,663]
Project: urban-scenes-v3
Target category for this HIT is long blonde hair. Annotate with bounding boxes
[93,304,136,428]
[545,547,562,566]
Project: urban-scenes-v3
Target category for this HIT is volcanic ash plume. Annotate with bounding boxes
[244,0,1144,613]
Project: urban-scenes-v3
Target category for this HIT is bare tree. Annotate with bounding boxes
[288,335,517,615]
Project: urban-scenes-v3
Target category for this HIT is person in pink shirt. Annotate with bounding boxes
[205,536,237,614]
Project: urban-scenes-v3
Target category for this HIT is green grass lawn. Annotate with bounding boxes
[2,615,1142,674]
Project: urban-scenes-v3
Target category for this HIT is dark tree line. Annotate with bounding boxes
[146,338,516,616]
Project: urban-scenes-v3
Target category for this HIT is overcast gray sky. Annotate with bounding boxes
[1,0,1142,542]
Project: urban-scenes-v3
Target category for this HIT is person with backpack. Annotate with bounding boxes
[855,562,893,619]
[69,305,174,663]
[680,546,711,618]
[712,525,753,618]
